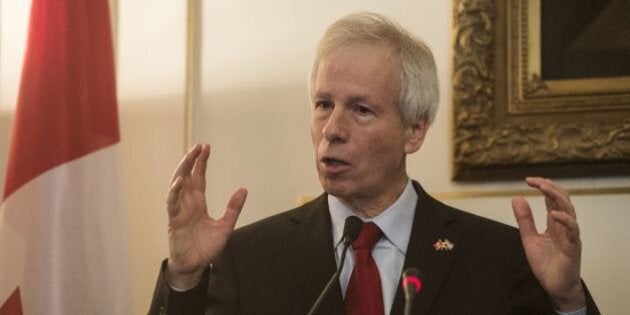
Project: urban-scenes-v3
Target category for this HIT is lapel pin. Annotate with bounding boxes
[433,238,454,251]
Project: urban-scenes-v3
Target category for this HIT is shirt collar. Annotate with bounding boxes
[329,180,417,254]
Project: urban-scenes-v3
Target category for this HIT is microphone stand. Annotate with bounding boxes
[306,241,351,315]
[306,216,362,315]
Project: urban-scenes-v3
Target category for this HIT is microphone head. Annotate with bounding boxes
[401,268,422,293]
[343,216,363,245]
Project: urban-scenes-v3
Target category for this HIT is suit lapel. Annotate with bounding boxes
[391,182,463,314]
[281,194,345,315]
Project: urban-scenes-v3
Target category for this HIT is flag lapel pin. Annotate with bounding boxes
[433,238,454,251]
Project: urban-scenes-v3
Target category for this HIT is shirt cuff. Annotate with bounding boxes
[169,284,188,292]
[555,307,586,315]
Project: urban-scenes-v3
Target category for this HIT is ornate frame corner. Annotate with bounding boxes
[452,0,630,181]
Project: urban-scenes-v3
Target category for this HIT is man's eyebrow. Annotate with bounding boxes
[313,91,332,100]
[313,91,370,104]
[346,95,369,104]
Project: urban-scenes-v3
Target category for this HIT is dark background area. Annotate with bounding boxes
[541,0,630,80]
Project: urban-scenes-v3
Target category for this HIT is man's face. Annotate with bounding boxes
[310,43,427,209]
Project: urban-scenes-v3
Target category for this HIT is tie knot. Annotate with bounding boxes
[352,222,382,250]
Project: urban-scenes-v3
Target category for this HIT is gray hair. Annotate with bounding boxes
[308,12,439,126]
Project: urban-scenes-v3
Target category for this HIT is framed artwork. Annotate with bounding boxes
[452,0,630,180]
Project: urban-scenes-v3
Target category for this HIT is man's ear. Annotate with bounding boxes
[404,115,429,154]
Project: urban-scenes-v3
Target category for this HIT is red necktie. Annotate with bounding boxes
[344,222,384,315]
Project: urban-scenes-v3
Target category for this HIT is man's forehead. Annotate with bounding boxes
[321,41,397,59]
[316,43,401,82]
[316,44,400,85]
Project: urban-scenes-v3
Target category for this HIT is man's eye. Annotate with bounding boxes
[316,101,333,109]
[355,105,372,114]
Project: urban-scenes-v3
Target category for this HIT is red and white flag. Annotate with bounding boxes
[0,0,132,314]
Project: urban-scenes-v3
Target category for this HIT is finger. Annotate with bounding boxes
[526,177,575,217]
[218,188,248,229]
[191,144,210,178]
[526,177,569,202]
[545,179,574,217]
[170,143,203,184]
[540,178,570,211]
[512,196,539,240]
[167,176,184,216]
[549,210,581,245]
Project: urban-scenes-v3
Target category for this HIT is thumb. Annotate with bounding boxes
[512,196,538,240]
[219,188,248,228]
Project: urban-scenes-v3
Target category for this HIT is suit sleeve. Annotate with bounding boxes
[147,259,211,315]
[147,251,239,315]
[582,280,601,315]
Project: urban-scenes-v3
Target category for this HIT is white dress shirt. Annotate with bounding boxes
[329,180,417,314]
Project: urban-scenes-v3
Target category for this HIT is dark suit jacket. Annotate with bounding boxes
[149,182,599,314]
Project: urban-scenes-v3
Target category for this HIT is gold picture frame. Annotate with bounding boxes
[452,0,630,180]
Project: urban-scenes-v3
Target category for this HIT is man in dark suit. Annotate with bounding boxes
[149,12,599,314]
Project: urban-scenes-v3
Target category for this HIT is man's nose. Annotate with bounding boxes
[322,107,348,143]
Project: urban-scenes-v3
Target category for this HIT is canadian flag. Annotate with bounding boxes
[0,0,132,314]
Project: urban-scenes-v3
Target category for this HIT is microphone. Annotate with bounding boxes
[306,216,363,315]
[339,216,363,246]
[401,268,422,315]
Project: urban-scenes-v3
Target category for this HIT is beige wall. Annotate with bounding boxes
[1,0,629,313]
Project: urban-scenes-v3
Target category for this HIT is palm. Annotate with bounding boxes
[521,223,577,294]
